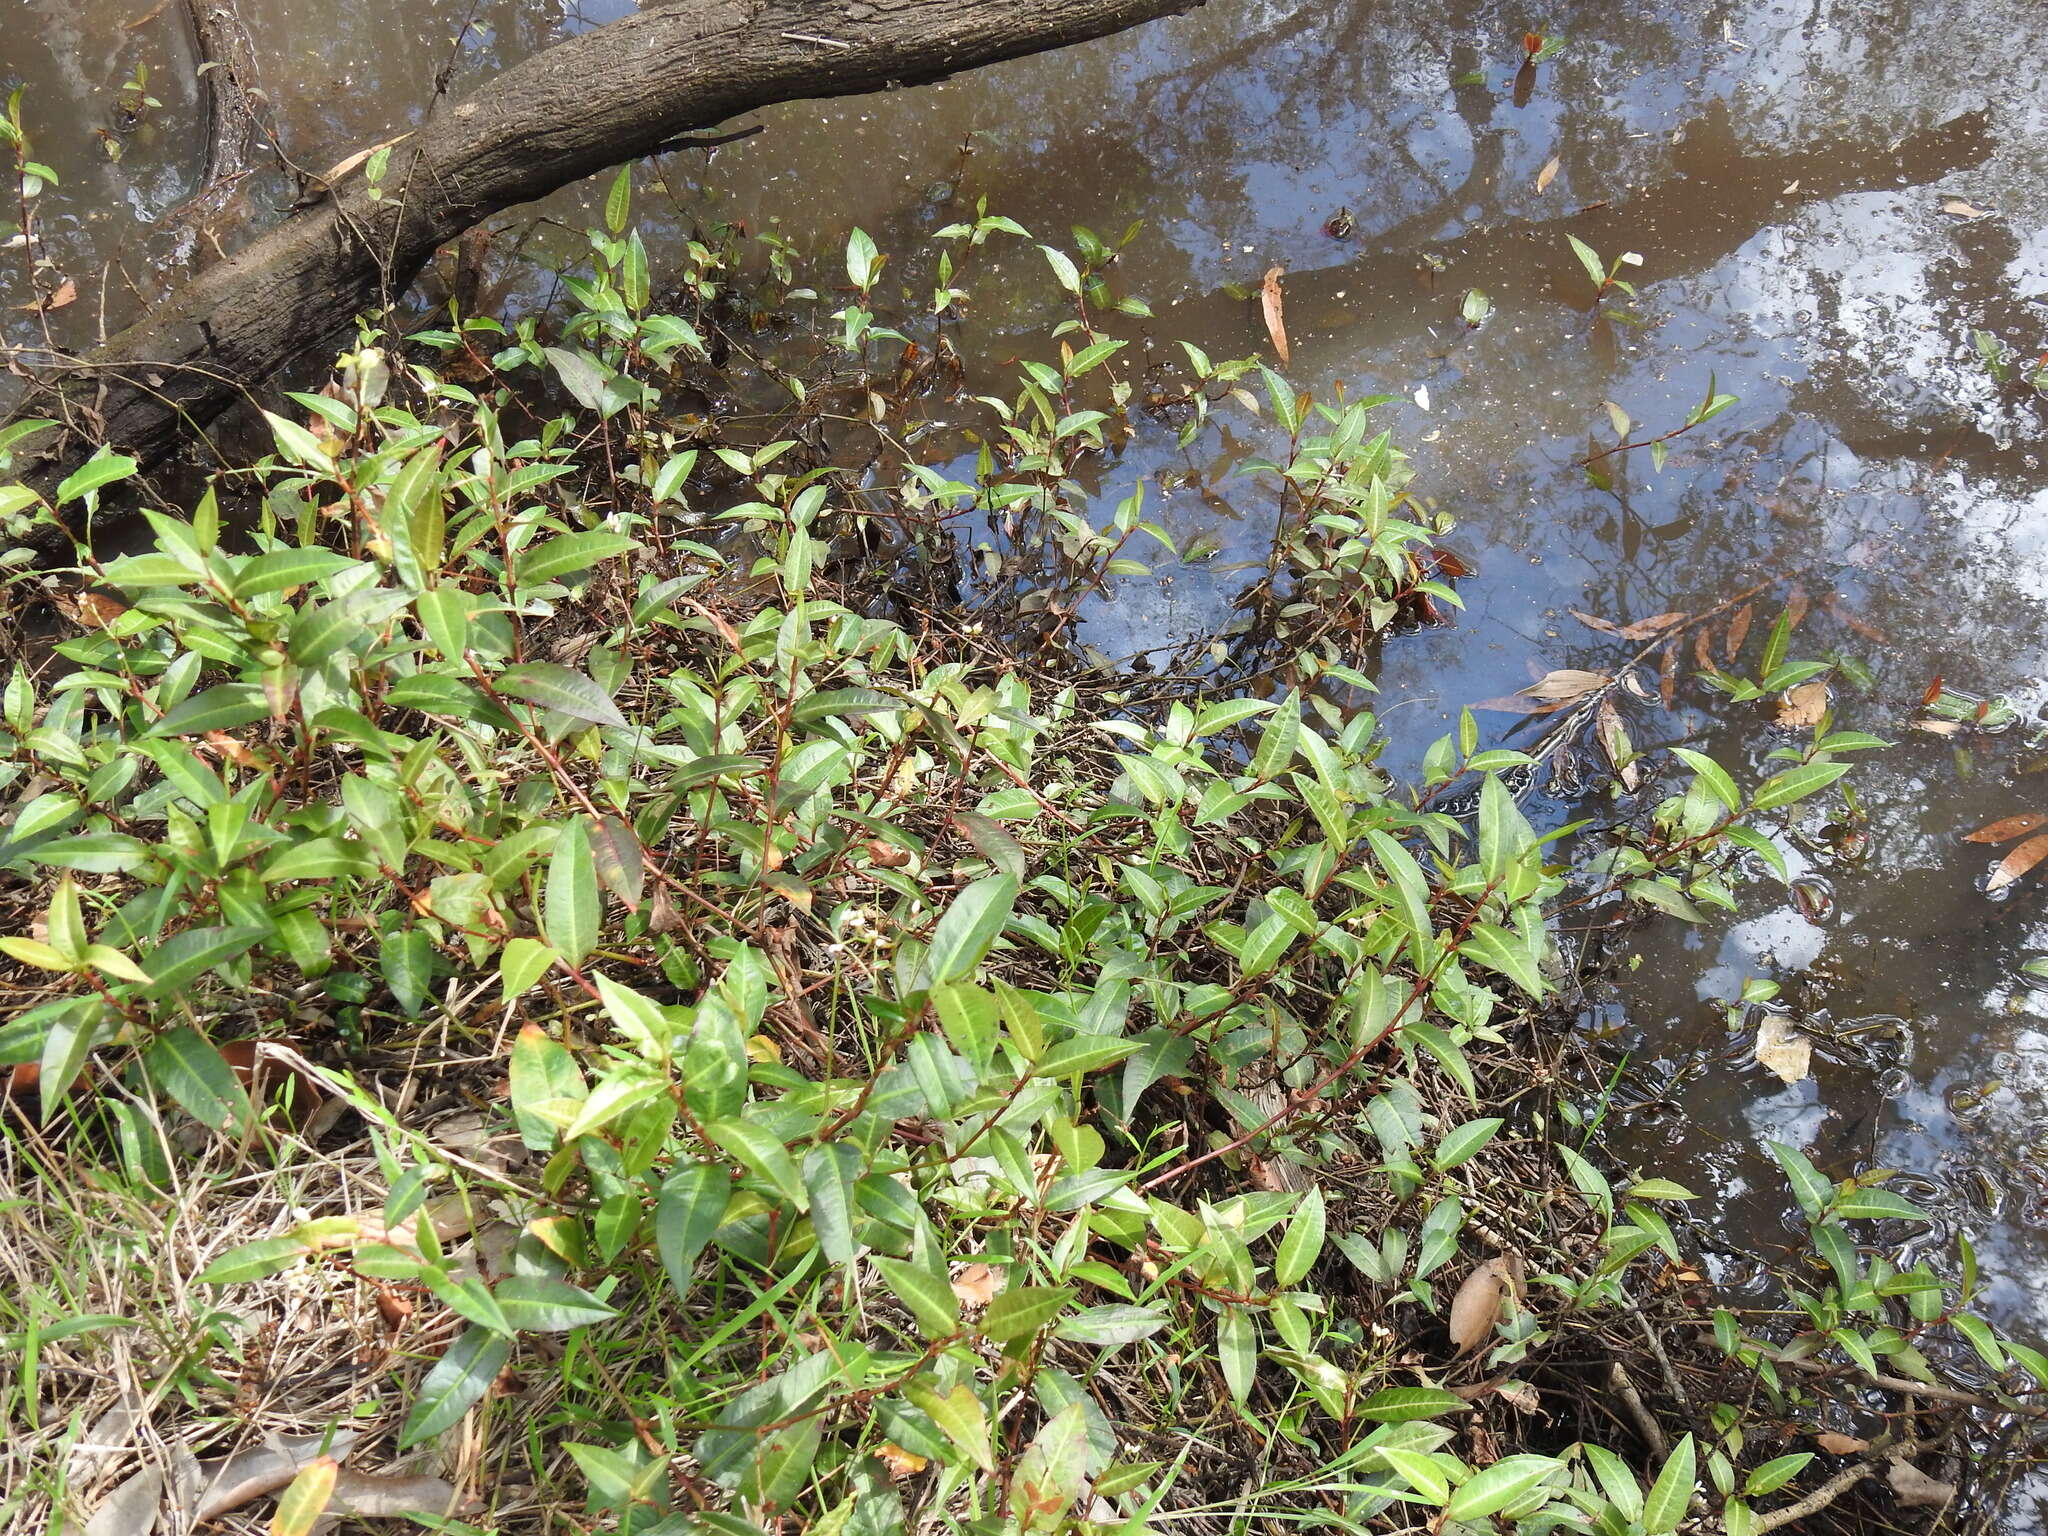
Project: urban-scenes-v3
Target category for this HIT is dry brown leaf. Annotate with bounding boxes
[1986,832,2048,894]
[1725,602,1754,661]
[1260,266,1290,364]
[1595,697,1639,791]
[1617,611,1688,640]
[1963,812,2048,843]
[1568,608,1621,635]
[189,1431,361,1522]
[1784,586,1810,631]
[1468,695,1568,715]
[1521,668,1610,702]
[1886,1453,1957,1509]
[1496,1380,1541,1415]
[1753,1014,1812,1084]
[1941,198,1993,220]
[43,279,77,312]
[85,1465,162,1536]
[70,1389,147,1481]
[1775,680,1829,730]
[951,1263,1001,1307]
[1912,718,1963,736]
[1813,1432,1871,1455]
[1535,156,1560,193]
[1449,1257,1513,1357]
[314,133,412,190]
[329,1468,474,1518]
[1658,640,1678,709]
[1823,593,1888,644]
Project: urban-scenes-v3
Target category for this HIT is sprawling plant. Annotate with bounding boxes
[0,190,2035,1535]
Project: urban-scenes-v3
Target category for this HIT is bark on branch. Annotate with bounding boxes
[5,0,1201,534]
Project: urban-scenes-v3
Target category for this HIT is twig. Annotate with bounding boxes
[1722,1334,2048,1420]
[1744,1437,1937,1535]
[1607,1359,1669,1460]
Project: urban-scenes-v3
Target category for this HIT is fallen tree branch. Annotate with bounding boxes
[3,0,1202,544]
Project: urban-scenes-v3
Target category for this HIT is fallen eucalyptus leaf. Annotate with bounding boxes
[1260,266,1289,364]
[85,1465,162,1536]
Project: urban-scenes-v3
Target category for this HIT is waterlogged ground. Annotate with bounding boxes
[15,0,2048,1501]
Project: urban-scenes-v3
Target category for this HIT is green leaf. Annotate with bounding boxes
[508,1022,585,1151]
[260,836,378,883]
[906,1381,995,1472]
[1670,747,1740,812]
[544,817,600,966]
[142,1027,252,1136]
[1274,1186,1326,1287]
[1366,829,1432,947]
[932,981,997,1073]
[1432,1117,1504,1172]
[262,410,332,470]
[1443,1455,1565,1522]
[1744,1452,1813,1497]
[232,547,360,598]
[1641,1433,1696,1535]
[872,1256,959,1338]
[516,530,638,587]
[1585,1444,1643,1519]
[148,684,271,736]
[1039,244,1081,294]
[1380,1447,1452,1504]
[1566,234,1607,288]
[55,452,139,505]
[499,937,556,999]
[656,1163,730,1294]
[543,347,610,413]
[1766,1140,1833,1221]
[141,925,267,998]
[603,164,632,234]
[1460,923,1546,997]
[703,1118,806,1207]
[803,1142,860,1264]
[1032,1035,1141,1079]
[1759,610,1792,677]
[1750,760,1849,812]
[1216,1304,1256,1404]
[272,1459,338,1536]
[380,928,433,1015]
[1626,1178,1699,1201]
[493,1276,616,1331]
[415,586,471,662]
[1834,1186,1932,1223]
[981,1285,1075,1343]
[918,874,1018,986]
[196,1235,308,1285]
[1052,1304,1167,1347]
[789,686,908,726]
[1250,691,1301,780]
[1009,1401,1089,1531]
[846,227,880,289]
[497,662,627,729]
[400,1325,510,1447]
[1356,1386,1467,1422]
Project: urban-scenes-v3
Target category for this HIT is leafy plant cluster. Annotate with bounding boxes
[1,185,2041,1536]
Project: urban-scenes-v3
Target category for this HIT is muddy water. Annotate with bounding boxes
[14,0,2048,1474]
